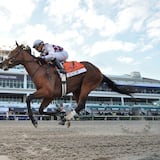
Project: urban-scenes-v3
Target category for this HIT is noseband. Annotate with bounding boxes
[7,47,23,65]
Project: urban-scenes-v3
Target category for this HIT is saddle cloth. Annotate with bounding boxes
[63,61,87,78]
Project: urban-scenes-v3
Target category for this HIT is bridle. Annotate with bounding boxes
[6,45,35,66]
[7,46,23,65]
[2,43,52,79]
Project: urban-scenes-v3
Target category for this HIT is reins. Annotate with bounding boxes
[7,46,42,79]
[9,46,36,64]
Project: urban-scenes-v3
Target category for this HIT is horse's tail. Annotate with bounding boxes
[102,74,134,97]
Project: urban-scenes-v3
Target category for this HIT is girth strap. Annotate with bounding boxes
[59,73,67,96]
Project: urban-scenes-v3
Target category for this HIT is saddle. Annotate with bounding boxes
[37,58,86,77]
[63,61,87,78]
[60,61,87,96]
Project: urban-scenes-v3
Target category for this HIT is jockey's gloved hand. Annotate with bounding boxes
[36,57,46,65]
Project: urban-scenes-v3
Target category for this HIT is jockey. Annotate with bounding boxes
[33,39,68,74]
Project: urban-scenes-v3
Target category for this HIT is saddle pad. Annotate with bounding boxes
[63,61,87,78]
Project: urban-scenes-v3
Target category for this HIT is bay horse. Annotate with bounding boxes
[0,42,133,127]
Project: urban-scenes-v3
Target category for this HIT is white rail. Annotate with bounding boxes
[0,114,160,121]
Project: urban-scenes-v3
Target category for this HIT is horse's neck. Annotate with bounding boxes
[22,53,42,79]
[21,52,58,85]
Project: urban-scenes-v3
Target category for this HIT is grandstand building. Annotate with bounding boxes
[0,49,160,116]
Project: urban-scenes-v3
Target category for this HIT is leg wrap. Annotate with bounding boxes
[66,110,77,120]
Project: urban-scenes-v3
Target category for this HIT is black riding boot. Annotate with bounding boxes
[53,59,66,74]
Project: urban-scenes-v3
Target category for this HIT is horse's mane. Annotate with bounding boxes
[19,44,36,59]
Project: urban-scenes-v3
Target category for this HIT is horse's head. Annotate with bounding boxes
[1,41,31,70]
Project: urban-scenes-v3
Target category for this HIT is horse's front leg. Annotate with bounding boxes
[39,98,66,123]
[26,94,38,128]
[39,98,55,115]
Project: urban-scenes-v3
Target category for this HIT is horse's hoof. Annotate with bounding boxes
[58,118,66,126]
[58,121,65,125]
[66,120,71,128]
[33,121,38,128]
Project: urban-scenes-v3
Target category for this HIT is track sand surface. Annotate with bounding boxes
[0,120,160,160]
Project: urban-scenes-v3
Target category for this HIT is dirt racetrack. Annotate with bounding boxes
[0,120,160,160]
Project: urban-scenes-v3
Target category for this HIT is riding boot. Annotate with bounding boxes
[52,58,66,74]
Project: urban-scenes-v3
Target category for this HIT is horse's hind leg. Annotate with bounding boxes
[65,80,100,125]
[59,89,88,128]
[66,94,87,120]
[61,93,87,127]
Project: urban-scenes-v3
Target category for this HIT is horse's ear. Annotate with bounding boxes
[15,41,19,46]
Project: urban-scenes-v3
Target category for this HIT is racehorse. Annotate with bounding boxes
[0,42,133,127]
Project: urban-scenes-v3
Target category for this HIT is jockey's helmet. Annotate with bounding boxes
[33,39,44,48]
